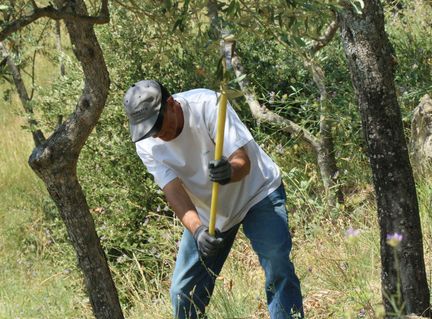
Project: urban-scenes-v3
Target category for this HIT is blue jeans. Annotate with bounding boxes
[170,184,304,319]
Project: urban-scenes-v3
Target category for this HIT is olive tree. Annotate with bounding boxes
[339,0,430,316]
[1,1,124,318]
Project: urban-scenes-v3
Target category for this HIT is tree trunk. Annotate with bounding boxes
[307,20,344,206]
[28,1,124,318]
[307,60,344,205]
[339,1,430,316]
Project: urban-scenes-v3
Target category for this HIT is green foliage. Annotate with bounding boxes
[234,27,369,195]
[385,0,432,109]
[36,72,81,131]
[236,37,319,129]
[99,3,219,91]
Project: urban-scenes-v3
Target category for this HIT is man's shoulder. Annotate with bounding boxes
[174,88,218,102]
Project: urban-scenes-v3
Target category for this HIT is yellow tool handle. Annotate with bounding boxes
[208,90,228,236]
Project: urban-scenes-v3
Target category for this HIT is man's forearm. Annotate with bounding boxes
[228,147,251,183]
[163,178,202,234]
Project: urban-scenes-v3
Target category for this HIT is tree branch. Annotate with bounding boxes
[0,0,109,42]
[231,50,320,149]
[309,19,339,55]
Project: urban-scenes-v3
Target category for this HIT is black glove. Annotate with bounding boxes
[208,156,231,185]
[193,225,223,257]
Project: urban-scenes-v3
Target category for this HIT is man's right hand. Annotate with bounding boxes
[193,225,223,257]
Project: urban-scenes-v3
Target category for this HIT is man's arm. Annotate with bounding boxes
[228,147,251,183]
[163,147,250,231]
[163,178,202,234]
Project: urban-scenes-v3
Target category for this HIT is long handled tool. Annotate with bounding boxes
[208,90,228,236]
[208,35,235,236]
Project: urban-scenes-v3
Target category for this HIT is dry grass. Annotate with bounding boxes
[102,183,432,319]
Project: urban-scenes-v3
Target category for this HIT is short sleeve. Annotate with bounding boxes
[136,145,178,189]
[204,94,253,157]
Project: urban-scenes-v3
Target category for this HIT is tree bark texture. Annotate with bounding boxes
[28,0,124,318]
[339,1,430,316]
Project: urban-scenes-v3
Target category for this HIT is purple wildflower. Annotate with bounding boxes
[345,227,360,239]
[386,233,403,247]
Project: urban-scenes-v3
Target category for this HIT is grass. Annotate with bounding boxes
[115,169,431,319]
[0,94,92,319]
[107,194,385,319]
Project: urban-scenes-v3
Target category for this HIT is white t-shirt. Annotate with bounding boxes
[136,89,281,232]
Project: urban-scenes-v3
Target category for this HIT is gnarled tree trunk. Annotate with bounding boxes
[339,1,430,316]
[27,0,124,318]
[305,56,344,206]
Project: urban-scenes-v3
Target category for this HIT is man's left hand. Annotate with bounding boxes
[208,156,231,185]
